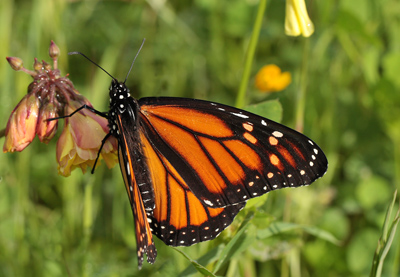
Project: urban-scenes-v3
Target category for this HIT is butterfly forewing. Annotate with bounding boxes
[138,97,328,208]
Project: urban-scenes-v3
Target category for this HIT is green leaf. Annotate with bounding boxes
[257,221,340,245]
[301,225,341,245]
[178,244,224,276]
[173,248,217,277]
[244,99,283,123]
[213,211,255,273]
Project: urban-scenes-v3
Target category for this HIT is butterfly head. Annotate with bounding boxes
[109,79,131,104]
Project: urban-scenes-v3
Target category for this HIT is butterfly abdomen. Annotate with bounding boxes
[109,80,157,267]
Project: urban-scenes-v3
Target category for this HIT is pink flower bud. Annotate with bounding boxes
[3,94,40,152]
[49,40,60,60]
[33,58,43,72]
[37,103,59,143]
[6,57,23,71]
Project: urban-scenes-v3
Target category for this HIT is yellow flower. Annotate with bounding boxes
[285,0,314,37]
[255,64,292,93]
[56,100,118,177]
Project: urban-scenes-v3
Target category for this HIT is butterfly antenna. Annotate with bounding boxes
[124,38,146,84]
[68,51,117,81]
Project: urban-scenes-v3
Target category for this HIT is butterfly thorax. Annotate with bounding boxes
[108,79,136,138]
[107,79,156,213]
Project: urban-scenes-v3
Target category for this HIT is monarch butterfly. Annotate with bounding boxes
[60,41,328,269]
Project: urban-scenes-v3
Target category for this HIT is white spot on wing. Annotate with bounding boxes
[272,131,283,137]
[231,112,249,119]
[261,120,267,126]
[204,199,213,206]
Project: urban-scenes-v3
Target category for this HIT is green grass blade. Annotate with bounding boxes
[173,248,217,277]
[213,211,255,273]
[370,190,400,277]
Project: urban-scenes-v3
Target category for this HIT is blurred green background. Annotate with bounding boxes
[1,0,399,276]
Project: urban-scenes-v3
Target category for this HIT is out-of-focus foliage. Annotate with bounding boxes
[0,0,399,276]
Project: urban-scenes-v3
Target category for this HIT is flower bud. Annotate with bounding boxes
[42,60,51,71]
[6,57,23,71]
[285,0,314,37]
[49,40,60,60]
[37,103,59,143]
[3,94,40,152]
[34,58,43,72]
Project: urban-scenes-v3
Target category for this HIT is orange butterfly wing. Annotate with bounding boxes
[139,131,245,246]
[107,88,327,266]
[116,112,157,269]
[138,98,327,210]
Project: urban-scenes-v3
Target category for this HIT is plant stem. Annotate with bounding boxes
[82,179,94,277]
[294,38,310,132]
[235,0,268,108]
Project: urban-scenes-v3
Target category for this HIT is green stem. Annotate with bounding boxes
[294,38,310,132]
[83,180,94,236]
[82,179,94,277]
[391,135,400,277]
[235,0,268,108]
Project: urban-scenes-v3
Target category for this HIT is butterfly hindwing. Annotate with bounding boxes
[138,97,328,208]
[139,130,246,246]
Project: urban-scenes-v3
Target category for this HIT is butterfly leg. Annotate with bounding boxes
[46,104,113,174]
[47,104,107,121]
[91,132,112,174]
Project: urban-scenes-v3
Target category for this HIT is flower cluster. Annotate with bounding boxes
[3,41,118,176]
[255,64,291,93]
